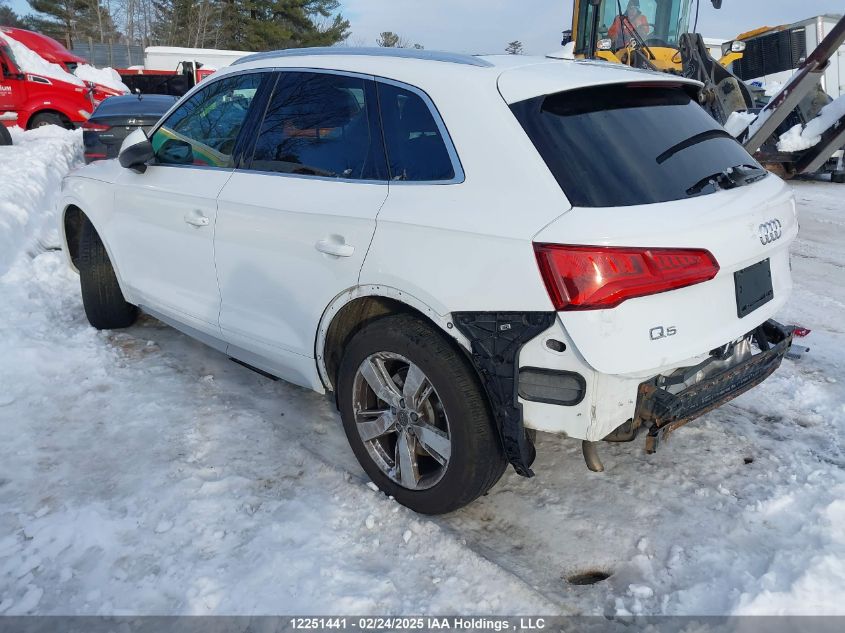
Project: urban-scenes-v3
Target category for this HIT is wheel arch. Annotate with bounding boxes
[316,286,471,392]
[62,203,86,272]
[60,202,131,300]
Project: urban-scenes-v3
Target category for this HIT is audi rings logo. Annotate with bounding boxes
[759,219,783,245]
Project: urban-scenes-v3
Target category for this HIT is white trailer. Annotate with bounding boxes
[730,14,845,98]
[143,46,252,73]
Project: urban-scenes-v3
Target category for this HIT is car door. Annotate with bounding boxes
[110,71,269,336]
[214,70,389,388]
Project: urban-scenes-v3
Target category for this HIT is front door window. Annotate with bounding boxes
[150,73,263,168]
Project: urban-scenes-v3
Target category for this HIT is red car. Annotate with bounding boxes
[0,26,123,129]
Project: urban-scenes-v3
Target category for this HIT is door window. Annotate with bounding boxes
[248,71,386,180]
[150,72,263,168]
[0,40,21,77]
[376,82,457,182]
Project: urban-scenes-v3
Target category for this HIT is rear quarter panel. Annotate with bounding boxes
[359,71,566,315]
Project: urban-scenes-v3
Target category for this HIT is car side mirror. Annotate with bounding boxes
[118,128,154,173]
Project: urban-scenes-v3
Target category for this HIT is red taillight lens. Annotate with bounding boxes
[534,244,720,311]
[82,121,110,132]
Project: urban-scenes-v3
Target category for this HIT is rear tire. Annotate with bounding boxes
[832,173,845,184]
[0,125,11,146]
[29,112,68,129]
[337,314,507,514]
[78,219,138,330]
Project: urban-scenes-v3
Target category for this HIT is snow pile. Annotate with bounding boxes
[733,490,845,615]
[764,81,784,97]
[778,95,845,152]
[745,106,772,141]
[74,64,130,94]
[0,31,84,87]
[0,126,82,276]
[0,31,128,93]
[724,111,757,137]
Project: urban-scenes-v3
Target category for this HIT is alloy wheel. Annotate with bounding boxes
[352,352,452,490]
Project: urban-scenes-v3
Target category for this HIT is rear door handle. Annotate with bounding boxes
[184,211,209,228]
[316,238,355,258]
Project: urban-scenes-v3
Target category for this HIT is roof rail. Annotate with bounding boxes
[232,46,494,68]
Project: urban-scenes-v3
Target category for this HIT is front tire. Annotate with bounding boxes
[338,314,507,514]
[29,112,68,129]
[0,125,11,146]
[78,219,138,330]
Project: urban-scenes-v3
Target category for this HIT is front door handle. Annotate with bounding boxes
[184,211,209,228]
[316,238,354,258]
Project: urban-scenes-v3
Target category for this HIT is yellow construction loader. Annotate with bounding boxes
[562,0,845,180]
[563,0,753,122]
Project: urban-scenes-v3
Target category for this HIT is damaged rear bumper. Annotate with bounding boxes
[635,319,793,452]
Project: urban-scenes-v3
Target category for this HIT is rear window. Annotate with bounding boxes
[510,85,763,207]
[95,95,178,116]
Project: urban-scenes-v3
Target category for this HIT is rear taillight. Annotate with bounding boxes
[82,121,110,132]
[534,244,720,311]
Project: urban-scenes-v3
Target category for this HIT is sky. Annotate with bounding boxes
[5,0,843,54]
[341,0,842,53]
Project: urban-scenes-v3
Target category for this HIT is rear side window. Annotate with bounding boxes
[510,85,763,207]
[377,82,456,182]
[249,72,386,180]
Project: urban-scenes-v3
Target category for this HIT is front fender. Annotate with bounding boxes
[59,175,132,302]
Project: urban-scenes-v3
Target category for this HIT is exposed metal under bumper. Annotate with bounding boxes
[636,320,793,452]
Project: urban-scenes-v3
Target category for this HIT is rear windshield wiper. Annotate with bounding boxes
[686,164,768,196]
[656,129,737,165]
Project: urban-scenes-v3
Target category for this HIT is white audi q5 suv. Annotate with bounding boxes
[60,48,797,514]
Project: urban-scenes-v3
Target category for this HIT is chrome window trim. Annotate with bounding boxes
[232,168,389,186]
[374,76,465,186]
[143,66,465,185]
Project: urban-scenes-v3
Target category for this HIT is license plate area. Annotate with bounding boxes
[735,259,773,318]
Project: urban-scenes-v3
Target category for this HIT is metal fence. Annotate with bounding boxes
[70,40,144,68]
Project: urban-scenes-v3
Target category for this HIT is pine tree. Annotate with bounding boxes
[150,0,349,51]
[26,0,120,47]
[0,0,24,27]
[505,40,524,55]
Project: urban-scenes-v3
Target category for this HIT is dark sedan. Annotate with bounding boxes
[82,94,178,163]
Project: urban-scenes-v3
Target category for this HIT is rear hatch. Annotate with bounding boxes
[506,73,797,376]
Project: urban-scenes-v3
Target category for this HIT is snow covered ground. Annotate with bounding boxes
[0,129,843,616]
